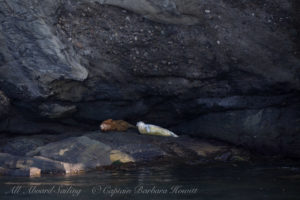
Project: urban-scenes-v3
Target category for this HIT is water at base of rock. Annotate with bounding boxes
[0,161,300,200]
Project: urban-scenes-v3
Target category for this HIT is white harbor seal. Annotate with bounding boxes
[136,121,178,137]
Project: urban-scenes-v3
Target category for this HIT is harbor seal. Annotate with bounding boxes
[100,119,136,132]
[136,121,178,137]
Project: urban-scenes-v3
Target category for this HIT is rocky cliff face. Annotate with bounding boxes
[0,0,299,157]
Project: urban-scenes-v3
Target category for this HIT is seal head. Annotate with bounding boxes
[136,121,145,129]
[136,121,149,134]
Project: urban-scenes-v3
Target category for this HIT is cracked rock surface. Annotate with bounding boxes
[0,0,299,157]
[0,131,249,176]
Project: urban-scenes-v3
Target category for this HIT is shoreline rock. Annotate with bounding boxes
[0,131,250,177]
[0,0,299,157]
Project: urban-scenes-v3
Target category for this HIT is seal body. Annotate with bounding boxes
[100,119,135,132]
[136,121,178,137]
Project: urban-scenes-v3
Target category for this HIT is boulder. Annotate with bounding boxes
[110,150,135,163]
[0,131,249,176]
[87,131,247,162]
[27,136,112,168]
[0,153,76,175]
[0,166,41,177]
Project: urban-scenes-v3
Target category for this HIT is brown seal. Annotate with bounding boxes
[100,119,136,132]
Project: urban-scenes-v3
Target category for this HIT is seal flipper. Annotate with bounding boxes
[169,131,179,138]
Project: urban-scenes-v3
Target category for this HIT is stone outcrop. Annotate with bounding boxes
[0,131,249,176]
[0,0,299,156]
[0,91,9,119]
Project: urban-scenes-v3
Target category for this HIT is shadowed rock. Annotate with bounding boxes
[0,91,9,119]
[0,131,249,176]
[27,136,112,168]
[0,0,299,156]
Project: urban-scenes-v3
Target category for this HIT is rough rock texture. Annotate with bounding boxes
[27,136,112,168]
[174,105,300,157]
[0,130,249,176]
[2,137,44,156]
[0,91,9,119]
[0,0,299,156]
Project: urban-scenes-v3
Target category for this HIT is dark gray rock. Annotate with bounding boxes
[0,91,9,119]
[0,0,299,156]
[27,136,112,168]
[87,131,168,161]
[94,0,200,25]
[0,153,72,176]
[0,0,88,100]
[174,104,300,157]
[2,137,44,156]
[39,103,77,119]
[86,130,246,162]
[0,131,249,176]
[0,166,41,177]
